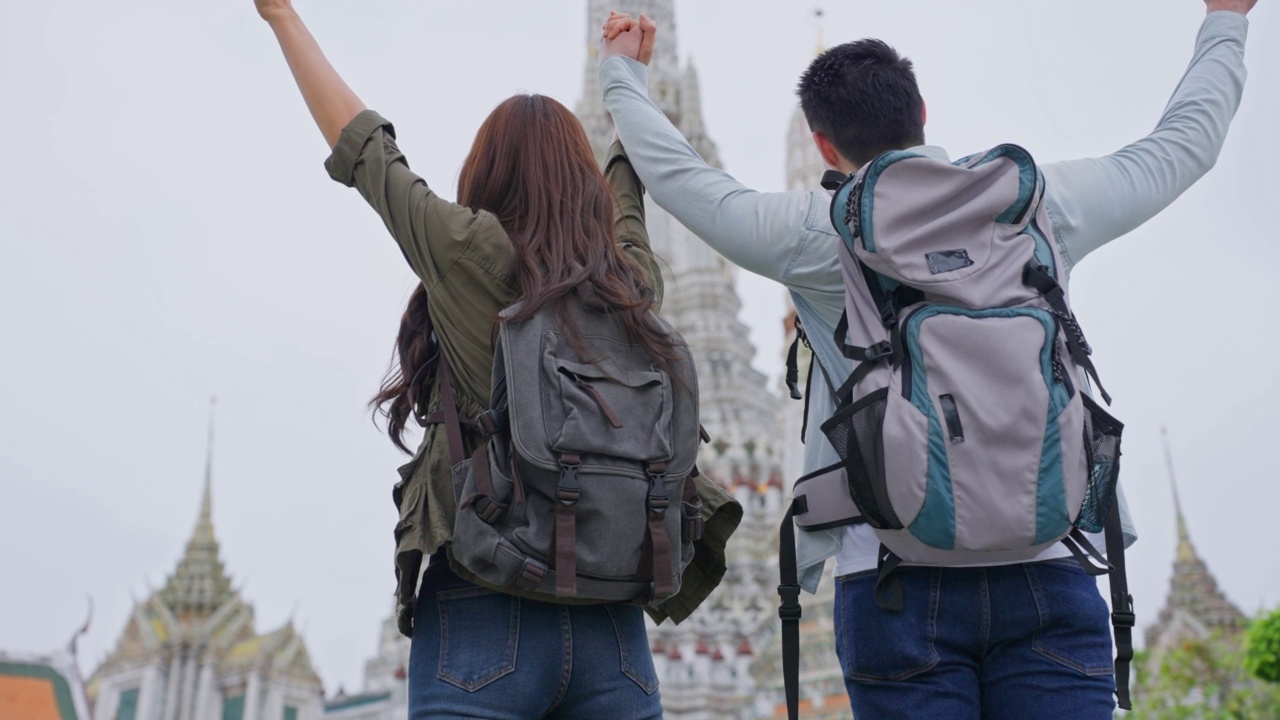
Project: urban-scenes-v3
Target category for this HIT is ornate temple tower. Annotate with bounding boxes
[575,1,778,460]
[785,106,827,197]
[1144,430,1249,664]
[577,3,792,718]
[575,4,856,718]
[90,414,323,720]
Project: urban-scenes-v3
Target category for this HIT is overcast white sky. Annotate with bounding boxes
[1,0,1275,696]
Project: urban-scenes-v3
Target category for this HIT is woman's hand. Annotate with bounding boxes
[255,0,295,23]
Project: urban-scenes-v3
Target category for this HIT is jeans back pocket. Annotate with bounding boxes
[435,586,521,691]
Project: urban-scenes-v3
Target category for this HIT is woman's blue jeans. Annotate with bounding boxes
[835,558,1118,719]
[409,564,663,720]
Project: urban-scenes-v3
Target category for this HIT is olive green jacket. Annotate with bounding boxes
[325,110,742,635]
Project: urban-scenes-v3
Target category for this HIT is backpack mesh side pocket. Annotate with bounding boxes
[1075,394,1124,533]
[820,387,902,529]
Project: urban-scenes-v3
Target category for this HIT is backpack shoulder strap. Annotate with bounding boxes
[1106,497,1135,710]
[420,359,467,466]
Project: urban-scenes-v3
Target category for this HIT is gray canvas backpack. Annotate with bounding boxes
[776,145,1135,717]
[439,293,704,608]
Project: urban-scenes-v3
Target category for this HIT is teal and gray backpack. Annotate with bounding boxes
[438,293,705,610]
[777,145,1135,717]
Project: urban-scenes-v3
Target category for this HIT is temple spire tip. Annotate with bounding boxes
[1162,426,1194,561]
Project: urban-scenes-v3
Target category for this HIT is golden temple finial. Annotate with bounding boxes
[813,8,826,56]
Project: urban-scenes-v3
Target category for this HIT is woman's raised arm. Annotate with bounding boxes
[256,0,365,148]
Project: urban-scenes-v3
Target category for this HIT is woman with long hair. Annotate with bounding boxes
[254,2,739,718]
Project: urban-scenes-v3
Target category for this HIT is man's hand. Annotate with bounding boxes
[1205,0,1257,15]
[255,0,295,23]
[601,11,657,66]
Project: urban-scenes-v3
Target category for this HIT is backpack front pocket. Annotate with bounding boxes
[899,305,1074,551]
[547,358,673,462]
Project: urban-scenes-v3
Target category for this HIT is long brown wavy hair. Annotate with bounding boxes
[372,94,684,453]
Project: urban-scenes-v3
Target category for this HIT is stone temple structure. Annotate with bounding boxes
[320,612,407,720]
[88,417,324,720]
[577,2,848,717]
[1143,430,1249,665]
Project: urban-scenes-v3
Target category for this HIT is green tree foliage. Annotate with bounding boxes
[1129,632,1280,719]
[1245,606,1280,685]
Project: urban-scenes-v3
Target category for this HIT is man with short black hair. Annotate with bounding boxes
[600,2,1255,717]
[798,39,926,168]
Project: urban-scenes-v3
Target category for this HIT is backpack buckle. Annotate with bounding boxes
[475,408,506,437]
[878,304,898,327]
[518,558,547,590]
[1112,594,1136,629]
[863,341,893,362]
[556,454,581,506]
[646,462,670,514]
[777,584,802,621]
[473,496,506,525]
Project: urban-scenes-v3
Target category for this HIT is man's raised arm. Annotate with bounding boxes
[1044,2,1252,266]
[599,21,827,289]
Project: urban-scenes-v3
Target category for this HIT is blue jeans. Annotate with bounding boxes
[834,559,1116,719]
[409,564,663,720]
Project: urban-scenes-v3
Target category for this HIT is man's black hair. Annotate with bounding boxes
[797,39,925,168]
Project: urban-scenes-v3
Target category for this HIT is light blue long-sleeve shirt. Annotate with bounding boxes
[602,12,1248,591]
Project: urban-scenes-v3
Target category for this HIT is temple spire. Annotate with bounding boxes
[195,397,216,546]
[1162,427,1194,563]
[157,398,235,620]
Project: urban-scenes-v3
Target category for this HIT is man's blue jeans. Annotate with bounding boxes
[409,564,663,720]
[835,558,1117,719]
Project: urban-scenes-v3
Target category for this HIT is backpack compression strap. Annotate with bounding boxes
[832,311,894,403]
[645,462,676,600]
[633,463,682,602]
[555,453,582,598]
[1023,263,1112,404]
[777,500,803,720]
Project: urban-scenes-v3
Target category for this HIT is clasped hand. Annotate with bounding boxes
[600,11,657,65]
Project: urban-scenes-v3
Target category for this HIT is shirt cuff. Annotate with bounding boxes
[604,138,630,173]
[1201,9,1249,43]
[599,55,650,99]
[324,109,396,187]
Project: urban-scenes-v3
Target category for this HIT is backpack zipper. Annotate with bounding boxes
[939,394,965,444]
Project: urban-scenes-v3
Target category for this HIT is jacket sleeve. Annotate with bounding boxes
[1043,12,1248,268]
[324,110,507,290]
[600,56,832,293]
[604,139,665,310]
